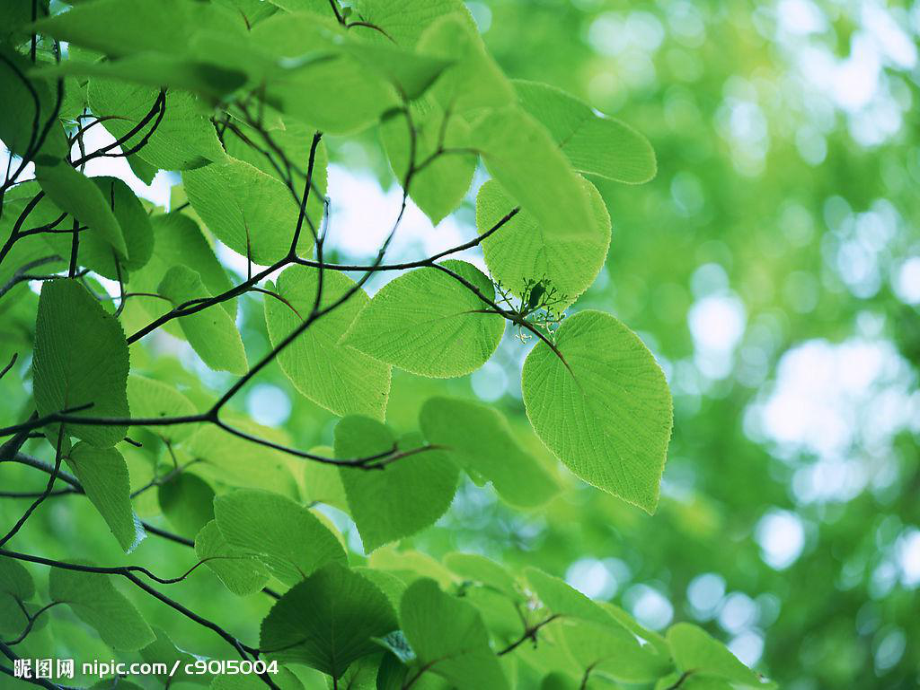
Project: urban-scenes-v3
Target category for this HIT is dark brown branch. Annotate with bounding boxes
[497,614,559,656]
[0,426,65,547]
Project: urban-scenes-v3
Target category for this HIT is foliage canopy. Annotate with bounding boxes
[3,0,915,689]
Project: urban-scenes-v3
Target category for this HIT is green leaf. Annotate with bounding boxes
[419,396,558,508]
[88,80,225,171]
[377,652,410,690]
[515,81,657,185]
[400,578,509,690]
[334,416,459,552]
[540,672,578,690]
[35,162,127,259]
[416,14,514,113]
[0,558,34,637]
[33,279,130,447]
[158,473,215,538]
[184,422,299,496]
[210,672,305,690]
[470,107,596,247]
[249,13,397,135]
[126,374,198,443]
[667,623,770,687]
[352,0,475,48]
[353,567,407,613]
[49,566,155,651]
[443,553,520,601]
[601,601,670,658]
[523,569,670,682]
[342,42,452,101]
[524,567,619,628]
[264,266,391,420]
[158,265,248,375]
[560,619,671,683]
[84,673,141,690]
[302,446,349,513]
[0,1,47,45]
[368,547,455,589]
[0,47,68,159]
[342,260,504,378]
[194,520,270,596]
[222,118,328,225]
[38,55,247,102]
[67,443,143,553]
[477,177,611,311]
[521,310,673,513]
[183,159,310,265]
[380,100,476,225]
[33,0,244,58]
[214,489,346,586]
[260,563,397,679]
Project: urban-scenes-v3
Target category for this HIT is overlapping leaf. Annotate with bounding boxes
[342,260,504,378]
[522,310,673,513]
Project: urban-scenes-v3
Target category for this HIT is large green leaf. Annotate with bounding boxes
[667,623,770,688]
[352,0,475,48]
[260,563,397,678]
[183,159,309,265]
[334,416,459,552]
[33,0,204,57]
[515,81,657,185]
[560,619,671,683]
[470,107,597,248]
[67,443,143,553]
[88,80,225,171]
[264,266,391,420]
[341,260,504,378]
[400,578,509,690]
[477,177,611,311]
[0,559,34,637]
[35,162,127,259]
[38,54,247,102]
[521,310,673,513]
[33,279,130,447]
[194,520,270,597]
[419,396,558,508]
[213,489,346,586]
[49,567,155,651]
[158,265,248,375]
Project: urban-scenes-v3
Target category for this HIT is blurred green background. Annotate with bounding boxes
[2,1,919,688]
[468,1,920,687]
